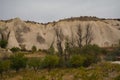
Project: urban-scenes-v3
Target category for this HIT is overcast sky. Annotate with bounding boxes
[0,0,120,23]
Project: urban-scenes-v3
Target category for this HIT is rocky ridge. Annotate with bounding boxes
[0,16,120,50]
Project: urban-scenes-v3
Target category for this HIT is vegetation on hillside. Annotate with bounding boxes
[0,40,8,48]
[0,38,120,80]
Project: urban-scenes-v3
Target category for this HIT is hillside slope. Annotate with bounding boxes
[0,17,120,50]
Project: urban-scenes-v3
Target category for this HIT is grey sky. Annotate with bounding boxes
[0,0,120,23]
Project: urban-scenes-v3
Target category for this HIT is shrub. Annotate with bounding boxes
[80,45,102,66]
[81,44,101,55]
[42,55,59,71]
[106,46,120,61]
[83,54,100,67]
[20,44,27,51]
[0,60,10,77]
[10,47,20,53]
[48,45,55,54]
[0,40,8,48]
[28,58,42,72]
[31,46,37,53]
[10,53,27,72]
[69,55,86,68]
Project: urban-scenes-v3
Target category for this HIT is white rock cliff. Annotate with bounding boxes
[0,17,120,50]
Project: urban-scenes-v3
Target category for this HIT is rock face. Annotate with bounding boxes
[0,17,120,50]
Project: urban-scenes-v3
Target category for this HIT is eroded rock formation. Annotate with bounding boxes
[0,17,120,50]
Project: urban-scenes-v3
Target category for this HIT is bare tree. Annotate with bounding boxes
[84,24,93,45]
[64,37,71,60]
[54,27,63,57]
[77,24,83,48]
[70,27,75,48]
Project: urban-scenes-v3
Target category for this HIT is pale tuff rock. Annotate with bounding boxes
[0,17,120,50]
[7,31,20,48]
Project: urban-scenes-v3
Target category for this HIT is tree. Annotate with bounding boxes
[77,24,83,48]
[42,55,59,71]
[31,45,37,53]
[28,58,42,72]
[64,38,71,60]
[54,27,63,57]
[84,24,93,45]
[65,37,82,55]
[70,27,75,48]
[0,40,8,48]
[10,53,27,72]
[48,42,55,54]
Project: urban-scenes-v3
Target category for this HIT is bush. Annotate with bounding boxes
[28,58,42,72]
[106,46,120,61]
[83,54,99,67]
[80,45,102,66]
[10,53,27,72]
[31,46,37,53]
[69,55,86,68]
[42,55,59,71]
[48,45,55,54]
[10,47,20,53]
[81,44,101,55]
[0,40,8,48]
[0,60,10,76]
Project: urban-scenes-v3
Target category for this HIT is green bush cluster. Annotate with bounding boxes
[0,53,60,75]
[0,53,96,75]
[42,55,59,71]
[0,40,8,48]
[31,45,37,53]
[47,45,55,54]
[106,46,120,61]
[28,55,60,72]
[0,44,109,78]
[28,57,42,72]
[69,55,86,67]
[0,43,120,79]
[0,53,28,77]
[63,44,103,67]
[10,53,27,72]
[10,47,20,53]
[0,60,10,76]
